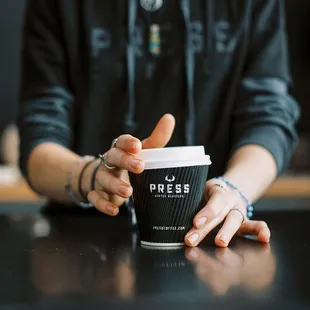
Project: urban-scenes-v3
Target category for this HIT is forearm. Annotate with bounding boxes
[27,142,99,203]
[223,145,277,203]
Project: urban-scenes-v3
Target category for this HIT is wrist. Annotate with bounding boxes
[64,156,94,207]
[81,158,101,197]
[215,176,254,219]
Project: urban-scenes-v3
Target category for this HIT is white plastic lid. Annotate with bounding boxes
[137,146,212,170]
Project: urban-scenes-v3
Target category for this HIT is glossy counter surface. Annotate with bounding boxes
[0,200,309,310]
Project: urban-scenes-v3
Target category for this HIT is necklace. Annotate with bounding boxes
[140,0,163,12]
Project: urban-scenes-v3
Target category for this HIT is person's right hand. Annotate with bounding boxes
[87,114,175,216]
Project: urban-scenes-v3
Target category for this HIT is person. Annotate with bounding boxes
[18,0,299,247]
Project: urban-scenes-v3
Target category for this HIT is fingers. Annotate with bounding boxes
[185,185,234,247]
[185,203,231,247]
[106,147,145,174]
[185,178,252,247]
[142,114,175,149]
[87,190,119,216]
[193,190,229,229]
[114,114,175,152]
[214,209,245,248]
[96,168,133,199]
[236,221,271,243]
[115,134,142,154]
[90,134,143,216]
[106,115,175,174]
[194,180,242,230]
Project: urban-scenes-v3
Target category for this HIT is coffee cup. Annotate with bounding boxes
[129,146,211,247]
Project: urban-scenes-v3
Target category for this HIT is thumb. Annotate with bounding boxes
[142,114,175,149]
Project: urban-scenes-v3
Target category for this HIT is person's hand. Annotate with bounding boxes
[185,178,271,247]
[88,114,175,215]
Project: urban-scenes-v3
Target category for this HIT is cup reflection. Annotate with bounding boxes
[30,215,136,298]
[135,247,195,296]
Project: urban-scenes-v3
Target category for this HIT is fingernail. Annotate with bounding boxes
[196,217,207,228]
[107,206,118,215]
[220,234,228,243]
[131,159,144,170]
[119,185,131,196]
[131,142,140,151]
[188,233,199,245]
[187,249,199,260]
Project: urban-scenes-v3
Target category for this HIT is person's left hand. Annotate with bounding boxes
[185,178,271,247]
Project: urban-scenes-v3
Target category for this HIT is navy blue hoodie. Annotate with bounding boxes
[18,0,299,180]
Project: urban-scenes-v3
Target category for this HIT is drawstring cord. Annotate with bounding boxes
[125,0,138,133]
[181,0,195,146]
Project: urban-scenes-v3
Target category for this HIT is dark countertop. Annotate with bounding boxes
[0,199,309,310]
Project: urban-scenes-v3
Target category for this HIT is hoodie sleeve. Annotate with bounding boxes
[231,0,300,175]
[18,0,73,178]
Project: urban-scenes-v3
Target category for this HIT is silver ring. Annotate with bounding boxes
[214,184,227,192]
[99,153,116,170]
[110,138,118,149]
[98,138,119,170]
[230,208,245,224]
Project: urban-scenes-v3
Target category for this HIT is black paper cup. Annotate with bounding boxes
[130,146,211,247]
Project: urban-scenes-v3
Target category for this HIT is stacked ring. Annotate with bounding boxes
[214,183,227,192]
[230,208,245,224]
[99,138,119,170]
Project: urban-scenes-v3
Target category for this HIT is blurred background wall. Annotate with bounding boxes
[0,0,309,173]
[286,0,310,173]
[0,0,25,165]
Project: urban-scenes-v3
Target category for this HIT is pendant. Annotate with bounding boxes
[140,0,163,12]
[149,24,161,56]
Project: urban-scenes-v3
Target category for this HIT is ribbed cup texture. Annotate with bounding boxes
[130,165,209,244]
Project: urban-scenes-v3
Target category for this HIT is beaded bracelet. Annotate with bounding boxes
[215,176,254,219]
[64,156,94,208]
